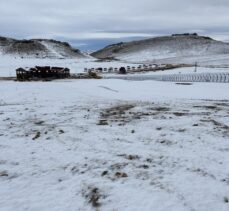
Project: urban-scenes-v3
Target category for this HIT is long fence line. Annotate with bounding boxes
[105,72,229,83]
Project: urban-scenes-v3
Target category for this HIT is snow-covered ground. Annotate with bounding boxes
[0,78,229,211]
[119,51,229,66]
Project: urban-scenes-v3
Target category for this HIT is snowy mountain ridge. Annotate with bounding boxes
[0,36,87,59]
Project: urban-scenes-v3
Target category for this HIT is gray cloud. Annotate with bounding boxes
[1,0,229,49]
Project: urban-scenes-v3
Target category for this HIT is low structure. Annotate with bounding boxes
[70,72,102,79]
[119,67,127,74]
[16,66,70,81]
[85,64,191,74]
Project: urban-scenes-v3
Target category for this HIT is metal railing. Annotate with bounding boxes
[105,72,229,83]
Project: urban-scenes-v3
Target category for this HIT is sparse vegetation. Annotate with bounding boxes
[32,131,41,140]
[0,171,8,177]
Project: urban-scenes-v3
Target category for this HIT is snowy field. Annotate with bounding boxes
[0,78,229,211]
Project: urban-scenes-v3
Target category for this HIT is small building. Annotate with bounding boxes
[108,67,114,73]
[96,67,103,73]
[16,66,70,81]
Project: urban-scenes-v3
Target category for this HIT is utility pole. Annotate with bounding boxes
[194,62,198,72]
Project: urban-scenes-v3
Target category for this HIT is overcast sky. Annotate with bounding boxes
[1,0,229,50]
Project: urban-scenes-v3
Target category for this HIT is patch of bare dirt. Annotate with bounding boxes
[200,119,229,135]
[82,186,106,208]
[99,104,171,125]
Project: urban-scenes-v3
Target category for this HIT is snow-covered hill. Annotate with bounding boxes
[91,34,229,65]
[0,36,87,59]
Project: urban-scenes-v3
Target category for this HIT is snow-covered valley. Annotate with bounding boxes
[1,0,229,209]
[1,35,229,211]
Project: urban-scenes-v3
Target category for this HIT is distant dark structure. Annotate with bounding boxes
[172,33,198,36]
[16,66,70,81]
[119,67,127,74]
